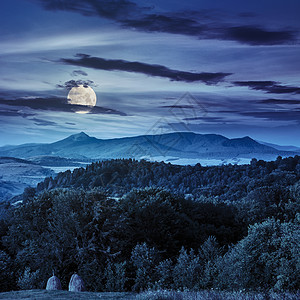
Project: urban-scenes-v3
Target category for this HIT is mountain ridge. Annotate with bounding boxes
[257,140,300,152]
[0,131,297,163]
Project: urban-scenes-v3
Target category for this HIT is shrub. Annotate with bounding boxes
[17,267,41,290]
[0,250,14,291]
[104,261,127,292]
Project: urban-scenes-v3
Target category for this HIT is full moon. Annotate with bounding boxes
[67,85,97,114]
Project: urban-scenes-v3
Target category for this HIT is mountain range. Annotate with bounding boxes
[0,131,298,163]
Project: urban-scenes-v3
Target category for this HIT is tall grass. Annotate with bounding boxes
[136,290,300,300]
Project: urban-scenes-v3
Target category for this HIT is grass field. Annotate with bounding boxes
[0,290,135,300]
[0,290,299,300]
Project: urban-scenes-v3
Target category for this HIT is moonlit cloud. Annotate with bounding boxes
[60,54,232,84]
[0,97,126,115]
[56,79,96,90]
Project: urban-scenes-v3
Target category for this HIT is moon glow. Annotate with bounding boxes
[67,85,97,114]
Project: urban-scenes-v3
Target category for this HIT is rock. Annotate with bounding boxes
[68,273,85,292]
[46,275,62,290]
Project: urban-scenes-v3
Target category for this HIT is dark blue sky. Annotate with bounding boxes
[1,0,300,146]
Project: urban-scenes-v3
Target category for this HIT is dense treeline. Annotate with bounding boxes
[36,155,300,225]
[0,156,299,293]
[36,156,300,203]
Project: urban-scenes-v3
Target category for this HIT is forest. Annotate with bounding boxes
[0,156,299,293]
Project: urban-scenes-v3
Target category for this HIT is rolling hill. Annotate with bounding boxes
[0,157,54,201]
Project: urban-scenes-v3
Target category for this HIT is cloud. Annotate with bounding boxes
[233,81,300,94]
[72,70,88,77]
[123,16,296,46]
[0,97,126,115]
[259,99,300,105]
[224,26,296,45]
[0,109,35,118]
[60,54,231,84]
[56,79,96,90]
[122,13,206,36]
[30,117,57,126]
[35,0,141,20]
[33,0,298,46]
[240,110,300,122]
[182,116,226,122]
[160,105,196,109]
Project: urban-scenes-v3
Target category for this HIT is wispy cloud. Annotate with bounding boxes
[124,17,296,45]
[240,110,300,122]
[71,70,88,77]
[33,0,298,46]
[122,13,206,36]
[233,81,300,94]
[258,99,300,105]
[0,97,126,115]
[59,54,232,84]
[182,116,227,122]
[35,0,141,20]
[30,117,57,126]
[223,26,296,45]
[0,109,35,118]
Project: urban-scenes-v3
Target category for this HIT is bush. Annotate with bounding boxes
[104,261,127,292]
[0,250,14,291]
[17,267,42,290]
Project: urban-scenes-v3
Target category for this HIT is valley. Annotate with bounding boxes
[0,131,298,202]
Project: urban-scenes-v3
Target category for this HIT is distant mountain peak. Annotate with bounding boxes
[242,136,253,140]
[77,131,89,137]
[68,132,90,141]
[240,136,258,143]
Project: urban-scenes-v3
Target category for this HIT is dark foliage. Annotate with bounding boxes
[0,156,299,292]
[37,156,300,205]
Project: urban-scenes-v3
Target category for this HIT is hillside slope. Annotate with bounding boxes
[0,157,54,201]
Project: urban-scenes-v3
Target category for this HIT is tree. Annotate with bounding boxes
[131,243,160,291]
[153,259,173,290]
[173,248,201,291]
[199,236,222,288]
[104,260,127,292]
[17,267,41,290]
[216,219,300,291]
[3,189,110,290]
[0,250,14,291]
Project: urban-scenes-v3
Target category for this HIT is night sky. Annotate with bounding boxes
[1,0,300,146]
